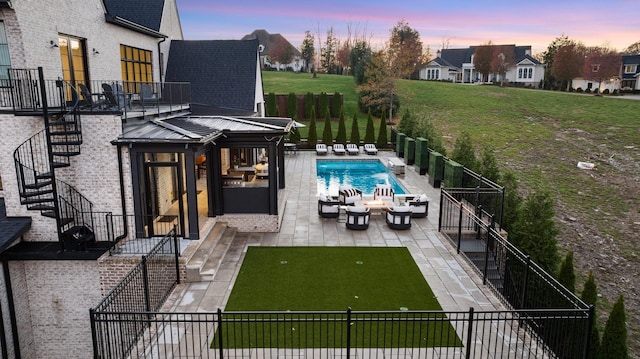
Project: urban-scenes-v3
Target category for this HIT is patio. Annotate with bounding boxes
[163,149,505,314]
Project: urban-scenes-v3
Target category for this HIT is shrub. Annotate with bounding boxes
[598,295,627,359]
[364,109,375,143]
[349,112,360,144]
[318,92,328,118]
[307,106,318,146]
[376,111,388,148]
[602,88,610,94]
[286,93,298,118]
[303,92,314,119]
[322,107,333,144]
[581,271,600,359]
[576,87,583,93]
[288,115,301,143]
[335,109,347,144]
[557,251,576,293]
[330,91,342,118]
[451,131,477,171]
[266,92,278,116]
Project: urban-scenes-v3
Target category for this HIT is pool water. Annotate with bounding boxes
[316,159,407,196]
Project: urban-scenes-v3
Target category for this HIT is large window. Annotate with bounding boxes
[0,21,11,86]
[120,45,153,92]
[624,65,637,74]
[59,35,87,89]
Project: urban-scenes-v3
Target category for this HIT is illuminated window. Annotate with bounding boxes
[0,21,11,87]
[624,65,637,74]
[120,45,153,92]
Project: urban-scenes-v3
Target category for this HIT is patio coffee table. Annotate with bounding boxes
[355,200,391,215]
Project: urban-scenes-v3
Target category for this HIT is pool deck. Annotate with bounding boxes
[164,149,505,314]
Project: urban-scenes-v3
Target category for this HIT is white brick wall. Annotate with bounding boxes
[219,214,280,233]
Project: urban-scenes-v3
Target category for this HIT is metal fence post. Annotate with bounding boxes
[465,307,475,358]
[584,305,595,358]
[521,256,531,309]
[438,189,444,231]
[457,202,463,253]
[217,308,225,359]
[89,308,99,359]
[346,307,352,359]
[483,224,490,285]
[173,225,180,284]
[141,255,151,312]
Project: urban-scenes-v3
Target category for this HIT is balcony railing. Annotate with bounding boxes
[0,73,190,120]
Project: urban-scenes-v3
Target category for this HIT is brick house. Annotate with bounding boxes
[0,1,290,357]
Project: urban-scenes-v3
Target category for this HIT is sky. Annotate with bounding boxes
[175,1,639,55]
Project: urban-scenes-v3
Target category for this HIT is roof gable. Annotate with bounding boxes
[103,0,165,32]
[165,39,260,112]
[242,29,302,57]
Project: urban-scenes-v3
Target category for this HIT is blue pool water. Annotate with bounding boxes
[316,159,406,196]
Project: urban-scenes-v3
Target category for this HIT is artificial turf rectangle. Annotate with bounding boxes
[213,247,461,348]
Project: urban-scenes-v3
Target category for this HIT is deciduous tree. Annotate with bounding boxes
[357,50,398,117]
[541,35,572,89]
[582,47,622,93]
[491,45,515,86]
[551,42,585,91]
[268,36,294,70]
[623,40,640,55]
[387,20,423,79]
[321,27,338,74]
[300,31,315,73]
[473,42,494,82]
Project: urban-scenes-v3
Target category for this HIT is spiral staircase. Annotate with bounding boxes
[11,68,99,251]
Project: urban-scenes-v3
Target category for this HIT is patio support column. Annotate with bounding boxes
[277,140,285,189]
[268,142,278,215]
[211,146,224,216]
[206,147,216,217]
[184,152,200,240]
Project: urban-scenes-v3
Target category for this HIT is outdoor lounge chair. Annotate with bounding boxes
[139,83,160,105]
[373,184,394,202]
[346,143,359,155]
[78,83,106,109]
[408,194,429,218]
[364,143,378,155]
[317,193,340,218]
[338,185,362,205]
[345,206,370,230]
[316,144,328,155]
[333,143,346,155]
[385,206,413,230]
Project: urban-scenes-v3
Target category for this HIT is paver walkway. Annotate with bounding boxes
[164,150,504,314]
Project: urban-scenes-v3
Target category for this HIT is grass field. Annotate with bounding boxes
[216,247,461,348]
[263,72,640,353]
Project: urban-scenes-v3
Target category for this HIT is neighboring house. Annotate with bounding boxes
[242,29,305,72]
[620,54,640,91]
[165,39,265,116]
[420,45,544,87]
[0,1,290,358]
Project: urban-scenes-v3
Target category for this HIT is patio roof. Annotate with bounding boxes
[113,116,292,145]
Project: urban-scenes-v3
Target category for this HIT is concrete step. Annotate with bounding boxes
[198,227,237,281]
[185,222,227,282]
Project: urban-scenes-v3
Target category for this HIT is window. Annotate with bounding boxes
[58,35,88,97]
[0,21,10,87]
[624,65,637,74]
[528,68,533,79]
[518,68,523,78]
[120,45,153,92]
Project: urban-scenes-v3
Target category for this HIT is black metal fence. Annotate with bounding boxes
[90,227,180,358]
[89,307,590,358]
[439,190,592,358]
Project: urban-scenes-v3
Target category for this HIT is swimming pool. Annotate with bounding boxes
[316,159,407,196]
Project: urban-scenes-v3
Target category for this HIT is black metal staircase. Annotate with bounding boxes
[12,68,96,251]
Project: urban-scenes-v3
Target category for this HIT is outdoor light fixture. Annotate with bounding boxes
[50,40,59,48]
[92,48,100,55]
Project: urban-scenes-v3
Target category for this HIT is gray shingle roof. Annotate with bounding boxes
[103,0,165,31]
[438,45,537,68]
[242,29,302,57]
[164,39,260,112]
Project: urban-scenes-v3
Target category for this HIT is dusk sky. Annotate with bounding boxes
[175,1,639,55]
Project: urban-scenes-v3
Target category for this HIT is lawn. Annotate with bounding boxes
[216,247,461,348]
[263,73,640,350]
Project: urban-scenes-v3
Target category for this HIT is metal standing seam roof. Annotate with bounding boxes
[114,116,291,144]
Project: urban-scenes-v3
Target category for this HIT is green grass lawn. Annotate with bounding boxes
[215,247,461,348]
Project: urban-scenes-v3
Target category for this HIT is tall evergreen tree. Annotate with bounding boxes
[397,109,417,138]
[500,170,522,232]
[318,92,329,118]
[288,115,301,143]
[511,190,560,273]
[598,295,627,359]
[557,251,576,293]
[330,91,342,118]
[335,109,347,144]
[479,146,501,183]
[364,109,375,143]
[286,92,298,118]
[266,92,278,116]
[376,111,388,148]
[581,271,600,359]
[304,92,314,118]
[451,131,477,171]
[322,107,333,144]
[307,105,318,146]
[349,112,361,145]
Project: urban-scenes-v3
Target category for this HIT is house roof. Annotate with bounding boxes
[103,0,165,34]
[242,29,302,57]
[113,116,291,144]
[434,45,538,69]
[165,39,260,112]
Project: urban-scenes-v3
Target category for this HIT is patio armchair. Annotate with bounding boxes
[338,185,362,206]
[102,83,131,110]
[316,143,328,155]
[346,143,359,155]
[139,83,160,105]
[345,206,370,230]
[78,83,106,109]
[364,143,378,155]
[408,194,429,218]
[385,206,413,230]
[317,193,340,218]
[373,184,394,202]
[333,143,346,155]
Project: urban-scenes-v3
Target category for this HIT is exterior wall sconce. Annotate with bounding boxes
[92,48,100,55]
[50,40,59,48]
